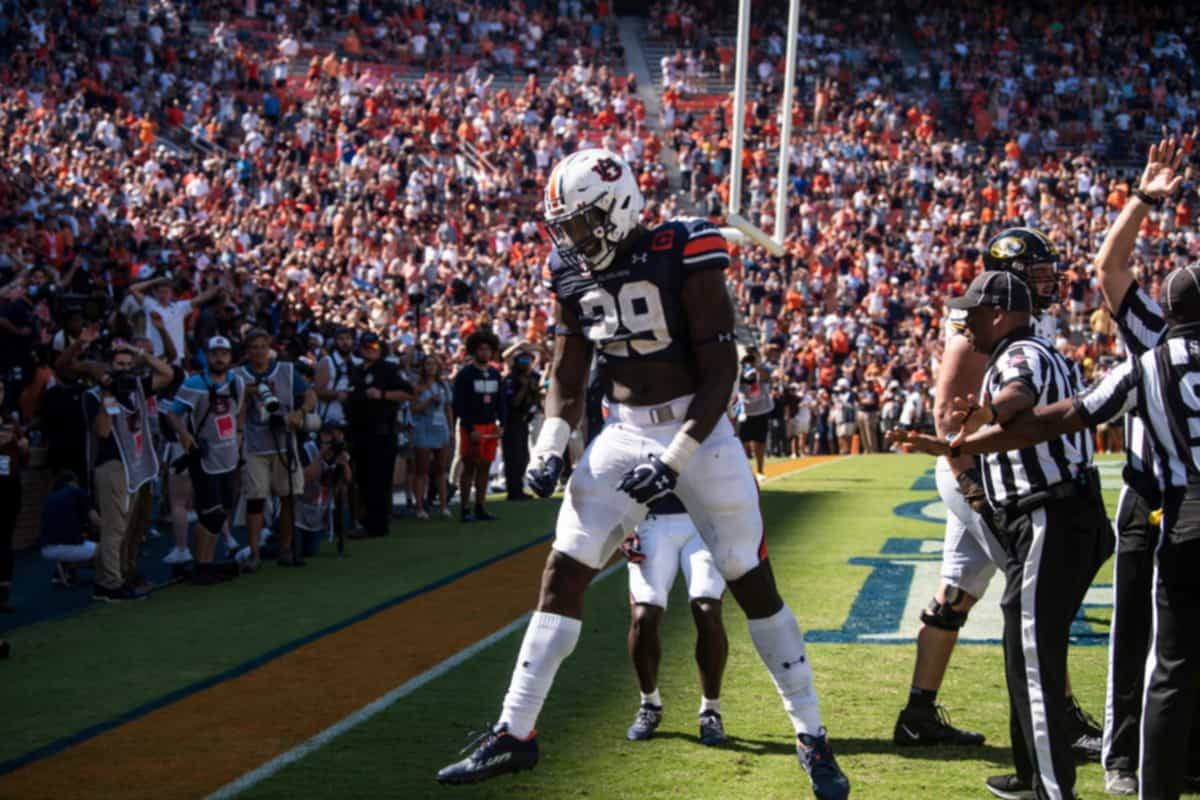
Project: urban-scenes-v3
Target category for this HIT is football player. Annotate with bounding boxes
[436,149,850,799]
[892,227,1103,763]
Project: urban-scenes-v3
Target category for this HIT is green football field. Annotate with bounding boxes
[1,454,1144,799]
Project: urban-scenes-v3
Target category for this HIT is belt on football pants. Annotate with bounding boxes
[607,394,695,427]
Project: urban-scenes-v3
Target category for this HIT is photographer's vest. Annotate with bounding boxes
[239,361,296,456]
[87,382,160,493]
[317,351,359,425]
[297,440,331,532]
[176,375,244,475]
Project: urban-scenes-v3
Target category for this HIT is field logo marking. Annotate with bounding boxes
[806,536,1111,646]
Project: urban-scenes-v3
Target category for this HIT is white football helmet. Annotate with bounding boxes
[543,148,645,272]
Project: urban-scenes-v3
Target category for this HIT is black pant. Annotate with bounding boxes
[0,477,19,583]
[502,420,529,498]
[994,489,1111,798]
[1141,491,1200,799]
[354,435,397,536]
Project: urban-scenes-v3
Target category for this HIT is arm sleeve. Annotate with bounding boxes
[1074,359,1141,426]
[993,343,1047,396]
[1114,282,1167,358]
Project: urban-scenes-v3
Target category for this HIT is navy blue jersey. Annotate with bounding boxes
[544,218,730,366]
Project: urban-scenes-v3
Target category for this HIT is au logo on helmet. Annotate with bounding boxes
[591,157,622,182]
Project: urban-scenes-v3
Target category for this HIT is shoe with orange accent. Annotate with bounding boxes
[436,723,538,785]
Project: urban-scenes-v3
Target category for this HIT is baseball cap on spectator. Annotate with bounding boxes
[359,332,382,351]
[207,336,232,352]
[135,265,156,281]
[947,271,1033,313]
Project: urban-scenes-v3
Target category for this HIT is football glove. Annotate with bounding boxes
[525,453,565,498]
[617,455,678,505]
[619,533,646,564]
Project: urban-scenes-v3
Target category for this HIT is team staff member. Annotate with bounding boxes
[453,330,505,523]
[895,272,1110,800]
[501,345,540,502]
[737,350,772,477]
[170,337,244,567]
[238,329,315,568]
[348,332,411,538]
[897,264,1200,800]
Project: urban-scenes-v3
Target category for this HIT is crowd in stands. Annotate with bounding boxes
[0,0,1199,607]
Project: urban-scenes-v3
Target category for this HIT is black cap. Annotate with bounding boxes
[359,332,382,348]
[1160,265,1200,324]
[947,271,1033,313]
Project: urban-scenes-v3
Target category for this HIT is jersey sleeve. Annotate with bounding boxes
[1114,282,1167,358]
[991,342,1048,396]
[677,218,731,274]
[1074,358,1141,426]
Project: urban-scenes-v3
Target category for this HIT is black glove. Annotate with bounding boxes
[617,455,678,505]
[525,453,564,498]
[956,468,990,515]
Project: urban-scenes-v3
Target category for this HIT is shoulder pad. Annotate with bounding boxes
[670,217,730,272]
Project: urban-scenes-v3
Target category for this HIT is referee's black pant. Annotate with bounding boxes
[993,489,1111,799]
[1141,490,1200,800]
[353,433,398,537]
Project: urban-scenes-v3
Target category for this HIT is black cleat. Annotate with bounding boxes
[626,704,662,741]
[698,710,727,746]
[985,774,1035,800]
[893,703,986,746]
[474,508,497,522]
[436,724,538,785]
[1065,696,1102,762]
[797,729,851,800]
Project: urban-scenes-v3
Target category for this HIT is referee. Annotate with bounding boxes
[894,271,1112,800]
[898,266,1200,800]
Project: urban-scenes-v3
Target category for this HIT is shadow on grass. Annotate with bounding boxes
[641,732,1011,765]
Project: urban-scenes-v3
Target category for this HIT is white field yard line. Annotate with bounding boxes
[209,456,842,798]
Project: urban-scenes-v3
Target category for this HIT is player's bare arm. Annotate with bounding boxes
[679,267,739,445]
[543,302,593,429]
[935,334,986,478]
[1095,133,1191,309]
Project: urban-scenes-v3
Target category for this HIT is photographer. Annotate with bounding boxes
[237,329,316,569]
[347,332,412,538]
[297,425,352,552]
[81,338,175,601]
[314,326,359,426]
[501,343,540,502]
[0,267,48,415]
[168,337,244,567]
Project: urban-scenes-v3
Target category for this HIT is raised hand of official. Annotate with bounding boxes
[619,532,646,564]
[617,455,677,505]
[525,453,564,498]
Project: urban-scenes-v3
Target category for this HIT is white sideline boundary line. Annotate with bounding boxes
[208,456,842,798]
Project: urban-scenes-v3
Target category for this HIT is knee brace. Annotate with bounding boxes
[245,498,266,515]
[198,507,227,534]
[920,586,969,631]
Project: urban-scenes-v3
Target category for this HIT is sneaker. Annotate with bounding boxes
[985,775,1035,800]
[1065,696,1103,762]
[415,509,430,520]
[1104,769,1137,795]
[146,526,162,539]
[796,729,851,800]
[626,704,663,741]
[893,703,986,746]
[698,710,727,746]
[474,508,497,522]
[436,724,538,785]
[163,547,193,565]
[224,533,238,551]
[461,511,476,523]
[441,507,453,519]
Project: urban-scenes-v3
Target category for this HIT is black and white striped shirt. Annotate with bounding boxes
[981,330,1095,506]
[1077,335,1200,490]
[1112,283,1168,493]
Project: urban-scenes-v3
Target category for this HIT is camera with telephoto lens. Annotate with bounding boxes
[256,381,281,414]
[107,370,139,397]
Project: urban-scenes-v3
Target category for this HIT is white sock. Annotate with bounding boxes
[498,611,582,739]
[746,604,822,735]
[641,689,662,708]
[700,696,720,715]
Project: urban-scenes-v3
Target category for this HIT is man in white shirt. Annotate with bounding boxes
[128,276,223,364]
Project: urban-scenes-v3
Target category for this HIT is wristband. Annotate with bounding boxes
[948,443,962,459]
[531,416,571,460]
[659,431,701,474]
[1132,188,1164,208]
